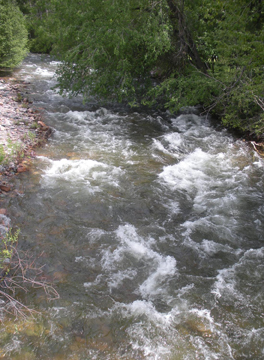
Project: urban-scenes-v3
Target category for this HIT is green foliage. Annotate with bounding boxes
[7,138,25,160]
[0,0,28,68]
[27,131,36,142]
[30,122,39,129]
[0,145,5,165]
[53,0,172,103]
[195,0,264,133]
[23,130,36,143]
[17,0,60,53]
[0,137,30,166]
[19,0,264,136]
[0,138,26,166]
[0,229,20,270]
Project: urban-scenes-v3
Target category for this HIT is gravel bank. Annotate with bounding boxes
[0,78,52,175]
[0,77,52,227]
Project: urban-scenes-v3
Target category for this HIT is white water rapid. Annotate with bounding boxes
[1,54,264,360]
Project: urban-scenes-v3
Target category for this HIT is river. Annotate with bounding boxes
[1,53,264,359]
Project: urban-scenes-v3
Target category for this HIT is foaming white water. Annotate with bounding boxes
[46,109,140,166]
[45,158,107,179]
[64,110,96,124]
[212,247,264,302]
[18,63,56,81]
[158,144,254,219]
[139,256,176,298]
[118,300,176,359]
[10,55,264,360]
[33,67,55,78]
[152,132,183,159]
[90,224,178,298]
[159,148,213,194]
[171,113,204,132]
[183,236,242,259]
[114,298,235,359]
[122,299,173,325]
[40,158,121,191]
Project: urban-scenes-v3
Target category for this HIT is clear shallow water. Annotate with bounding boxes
[1,54,264,359]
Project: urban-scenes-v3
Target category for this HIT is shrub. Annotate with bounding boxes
[0,0,28,68]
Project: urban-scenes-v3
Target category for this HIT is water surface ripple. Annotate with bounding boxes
[2,54,264,360]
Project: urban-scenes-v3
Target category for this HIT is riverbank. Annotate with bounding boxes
[0,77,52,233]
[0,77,52,181]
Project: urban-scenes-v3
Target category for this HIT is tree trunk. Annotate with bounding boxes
[167,0,208,73]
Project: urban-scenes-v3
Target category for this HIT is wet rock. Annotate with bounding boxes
[8,162,16,170]
[44,127,52,138]
[0,214,11,227]
[0,184,11,192]
[17,163,29,173]
[179,319,212,337]
[0,225,8,237]
[38,120,49,131]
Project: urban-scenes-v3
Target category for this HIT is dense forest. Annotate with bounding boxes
[1,0,264,137]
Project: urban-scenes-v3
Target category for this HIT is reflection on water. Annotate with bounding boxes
[1,54,264,359]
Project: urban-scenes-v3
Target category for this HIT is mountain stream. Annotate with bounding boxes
[1,54,264,360]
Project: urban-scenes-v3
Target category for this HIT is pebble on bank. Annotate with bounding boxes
[0,77,52,237]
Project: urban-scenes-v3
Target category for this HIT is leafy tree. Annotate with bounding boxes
[19,0,264,136]
[16,0,58,53]
[184,0,264,135]
[0,0,28,68]
[53,0,172,103]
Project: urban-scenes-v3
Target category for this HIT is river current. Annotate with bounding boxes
[1,54,264,359]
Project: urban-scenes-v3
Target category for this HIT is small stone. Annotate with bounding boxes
[0,225,8,237]
[0,184,11,192]
[3,258,10,265]
[17,163,28,173]
[38,121,49,131]
[0,214,11,227]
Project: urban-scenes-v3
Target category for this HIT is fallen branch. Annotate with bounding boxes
[0,233,59,320]
[250,141,264,157]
